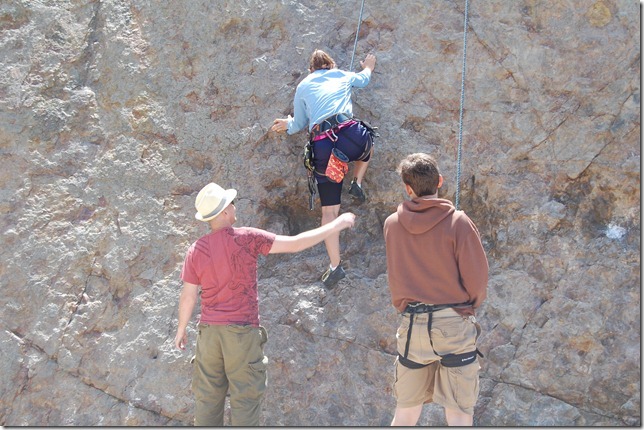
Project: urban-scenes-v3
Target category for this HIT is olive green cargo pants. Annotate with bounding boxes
[192,324,268,426]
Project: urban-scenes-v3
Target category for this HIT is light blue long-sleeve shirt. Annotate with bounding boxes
[287,68,372,134]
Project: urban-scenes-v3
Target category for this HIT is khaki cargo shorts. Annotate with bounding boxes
[393,308,481,415]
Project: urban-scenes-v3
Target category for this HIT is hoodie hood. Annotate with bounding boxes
[397,197,455,235]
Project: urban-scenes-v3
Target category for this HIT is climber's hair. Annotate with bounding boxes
[309,49,336,72]
[398,153,441,197]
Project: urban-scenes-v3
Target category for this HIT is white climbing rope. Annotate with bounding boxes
[349,0,366,72]
[455,0,470,210]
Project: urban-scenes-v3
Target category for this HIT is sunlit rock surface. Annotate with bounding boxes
[0,0,639,426]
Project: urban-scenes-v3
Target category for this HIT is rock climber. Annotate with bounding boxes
[271,48,377,288]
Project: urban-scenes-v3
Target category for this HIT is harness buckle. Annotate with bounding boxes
[325,128,338,142]
[310,113,352,140]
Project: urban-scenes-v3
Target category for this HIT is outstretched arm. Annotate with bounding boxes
[269,212,356,254]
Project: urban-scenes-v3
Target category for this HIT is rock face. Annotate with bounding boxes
[0,0,639,426]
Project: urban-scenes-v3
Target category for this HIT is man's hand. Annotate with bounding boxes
[360,53,376,72]
[271,115,292,133]
[334,212,356,231]
[174,328,188,350]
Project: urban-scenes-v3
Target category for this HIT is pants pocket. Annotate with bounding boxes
[249,355,268,372]
[447,363,480,411]
[258,325,268,348]
[431,316,477,356]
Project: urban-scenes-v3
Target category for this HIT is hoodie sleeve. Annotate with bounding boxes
[455,213,489,309]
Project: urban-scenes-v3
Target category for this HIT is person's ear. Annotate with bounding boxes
[437,175,443,189]
[405,183,415,198]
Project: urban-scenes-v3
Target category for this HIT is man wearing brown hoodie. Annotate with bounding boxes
[383,153,488,426]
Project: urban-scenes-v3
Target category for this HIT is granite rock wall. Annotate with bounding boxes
[0,0,640,426]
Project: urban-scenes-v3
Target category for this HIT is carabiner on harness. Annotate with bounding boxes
[324,127,338,142]
[307,171,317,211]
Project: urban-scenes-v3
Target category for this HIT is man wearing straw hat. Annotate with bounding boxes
[174,182,356,426]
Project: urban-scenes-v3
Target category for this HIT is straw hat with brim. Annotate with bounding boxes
[194,183,237,222]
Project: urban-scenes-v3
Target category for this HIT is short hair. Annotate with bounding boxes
[309,49,335,72]
[397,153,441,197]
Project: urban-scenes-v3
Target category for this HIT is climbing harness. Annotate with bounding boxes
[349,0,366,72]
[309,113,354,141]
[398,301,483,369]
[304,113,354,185]
[455,0,470,210]
[303,113,378,209]
[303,113,353,210]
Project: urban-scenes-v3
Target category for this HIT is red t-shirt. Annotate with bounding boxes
[181,226,276,326]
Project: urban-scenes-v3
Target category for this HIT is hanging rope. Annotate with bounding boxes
[349,0,366,72]
[455,0,470,210]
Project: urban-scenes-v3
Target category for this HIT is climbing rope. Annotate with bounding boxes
[349,0,366,72]
[455,0,470,210]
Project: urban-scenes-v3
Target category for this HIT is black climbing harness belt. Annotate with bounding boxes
[399,302,483,369]
[309,113,353,141]
[403,312,414,359]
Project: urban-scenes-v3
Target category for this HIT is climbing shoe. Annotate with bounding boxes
[321,265,346,288]
[348,179,366,202]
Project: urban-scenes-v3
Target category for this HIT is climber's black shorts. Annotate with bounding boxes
[317,181,343,207]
